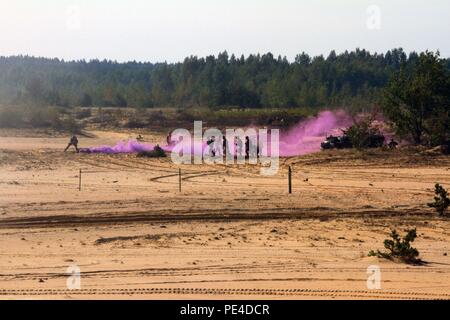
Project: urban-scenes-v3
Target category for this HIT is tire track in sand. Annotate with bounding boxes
[0,287,449,300]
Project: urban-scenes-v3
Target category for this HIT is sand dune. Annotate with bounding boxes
[0,130,449,299]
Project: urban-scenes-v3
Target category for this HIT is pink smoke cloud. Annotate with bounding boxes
[279,110,353,156]
[82,110,355,157]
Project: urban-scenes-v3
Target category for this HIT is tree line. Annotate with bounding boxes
[2,48,447,110]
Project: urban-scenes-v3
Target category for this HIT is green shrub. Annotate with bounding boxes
[368,229,420,263]
[346,117,385,149]
[428,183,450,216]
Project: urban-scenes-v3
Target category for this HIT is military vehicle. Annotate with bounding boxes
[321,131,385,150]
[321,135,352,149]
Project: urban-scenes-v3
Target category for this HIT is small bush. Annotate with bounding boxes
[346,117,385,149]
[428,183,450,216]
[137,145,166,158]
[368,229,420,263]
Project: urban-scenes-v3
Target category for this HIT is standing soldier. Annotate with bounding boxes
[64,135,79,153]
[245,136,250,158]
[207,136,216,157]
[236,137,243,157]
[166,131,173,146]
[223,136,230,158]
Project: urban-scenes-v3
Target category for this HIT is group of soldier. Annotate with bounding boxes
[64,133,400,155]
[206,135,258,159]
[165,131,260,159]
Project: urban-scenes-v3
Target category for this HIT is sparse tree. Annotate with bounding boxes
[383,51,450,145]
[428,183,450,216]
[369,229,420,263]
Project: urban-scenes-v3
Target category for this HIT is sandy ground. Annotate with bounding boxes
[0,130,449,300]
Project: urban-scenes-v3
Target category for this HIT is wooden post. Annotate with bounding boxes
[288,166,292,194]
[79,169,82,191]
[178,168,181,193]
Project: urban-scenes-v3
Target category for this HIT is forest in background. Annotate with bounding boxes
[2,48,448,111]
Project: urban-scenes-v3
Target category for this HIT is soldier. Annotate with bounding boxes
[64,135,79,153]
[166,131,172,146]
[207,136,216,157]
[245,136,250,158]
[223,136,230,157]
[388,138,398,149]
[235,137,243,157]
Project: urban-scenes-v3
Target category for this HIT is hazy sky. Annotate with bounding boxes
[0,0,449,62]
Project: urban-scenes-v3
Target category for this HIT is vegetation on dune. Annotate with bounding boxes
[0,104,318,131]
[382,51,450,146]
[345,116,385,150]
[175,107,314,127]
[0,106,83,133]
[428,183,450,216]
[369,229,421,264]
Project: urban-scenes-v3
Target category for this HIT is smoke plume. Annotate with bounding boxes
[82,110,354,157]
